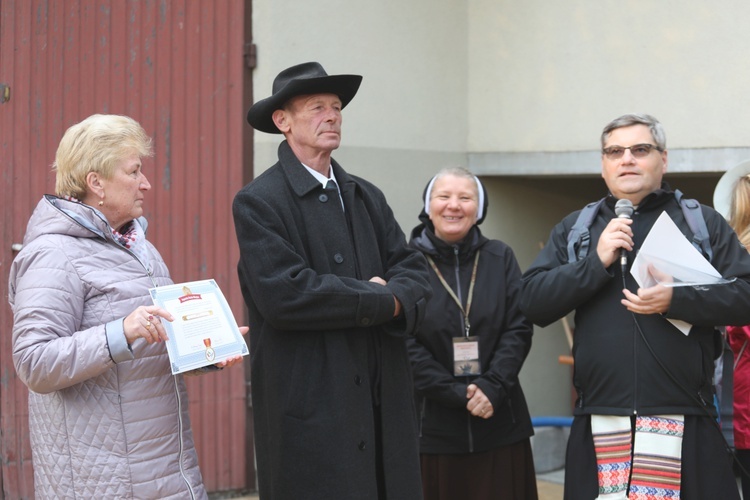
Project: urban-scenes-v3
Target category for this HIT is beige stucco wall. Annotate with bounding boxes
[252,0,470,224]
[465,0,750,417]
[250,0,750,420]
[468,0,750,152]
[480,177,602,416]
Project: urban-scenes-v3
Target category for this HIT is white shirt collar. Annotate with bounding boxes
[302,163,344,210]
[302,163,338,188]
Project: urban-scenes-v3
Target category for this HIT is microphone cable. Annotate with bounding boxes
[620,269,750,480]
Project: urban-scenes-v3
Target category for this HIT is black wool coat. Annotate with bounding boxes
[232,141,432,500]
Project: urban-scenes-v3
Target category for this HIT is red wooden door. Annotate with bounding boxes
[0,1,255,496]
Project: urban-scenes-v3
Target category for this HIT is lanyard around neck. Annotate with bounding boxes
[426,250,480,338]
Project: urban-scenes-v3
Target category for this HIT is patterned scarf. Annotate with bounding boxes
[592,414,684,499]
[112,219,150,266]
[62,196,150,267]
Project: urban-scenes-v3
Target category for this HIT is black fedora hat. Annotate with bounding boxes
[247,62,363,134]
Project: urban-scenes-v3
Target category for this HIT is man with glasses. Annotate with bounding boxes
[520,113,750,499]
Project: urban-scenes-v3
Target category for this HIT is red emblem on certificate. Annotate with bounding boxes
[203,338,216,362]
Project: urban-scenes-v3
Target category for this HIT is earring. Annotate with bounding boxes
[98,200,104,207]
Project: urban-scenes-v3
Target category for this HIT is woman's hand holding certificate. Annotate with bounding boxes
[149,279,249,374]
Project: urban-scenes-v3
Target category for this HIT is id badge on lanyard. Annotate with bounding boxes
[453,335,481,376]
[428,250,481,377]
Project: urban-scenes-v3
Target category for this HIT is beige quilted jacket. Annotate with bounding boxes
[9,196,206,499]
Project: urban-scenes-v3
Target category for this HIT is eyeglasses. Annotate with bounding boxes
[602,143,663,160]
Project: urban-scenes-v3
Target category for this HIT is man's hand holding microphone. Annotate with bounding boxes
[596,199,634,269]
[598,198,674,314]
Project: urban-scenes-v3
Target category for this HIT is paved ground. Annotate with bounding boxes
[220,469,566,500]
[536,468,565,499]
[218,468,750,499]
[537,480,564,499]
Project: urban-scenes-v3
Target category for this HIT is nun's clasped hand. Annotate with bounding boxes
[466,383,494,419]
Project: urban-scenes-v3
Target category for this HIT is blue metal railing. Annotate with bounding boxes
[531,416,573,427]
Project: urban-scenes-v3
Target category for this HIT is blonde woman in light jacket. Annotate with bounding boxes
[8,114,244,499]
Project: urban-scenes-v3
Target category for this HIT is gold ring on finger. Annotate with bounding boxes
[146,321,151,328]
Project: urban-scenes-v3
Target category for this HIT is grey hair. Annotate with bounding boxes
[600,113,666,151]
[424,167,485,221]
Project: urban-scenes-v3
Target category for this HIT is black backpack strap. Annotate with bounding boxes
[567,198,606,263]
[675,189,713,262]
[720,335,735,448]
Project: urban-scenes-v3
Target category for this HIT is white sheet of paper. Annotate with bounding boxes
[630,211,730,335]
[164,290,234,357]
[150,279,248,374]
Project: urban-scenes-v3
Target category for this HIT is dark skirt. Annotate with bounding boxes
[564,414,740,500]
[420,439,538,500]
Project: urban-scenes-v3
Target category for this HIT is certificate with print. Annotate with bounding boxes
[149,279,248,374]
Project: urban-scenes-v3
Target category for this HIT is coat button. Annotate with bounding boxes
[358,441,366,451]
[354,375,362,386]
[334,253,344,263]
[319,193,329,202]
[361,317,371,326]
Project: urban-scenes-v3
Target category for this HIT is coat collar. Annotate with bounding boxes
[410,224,487,262]
[278,140,358,198]
[603,181,675,213]
[23,195,148,247]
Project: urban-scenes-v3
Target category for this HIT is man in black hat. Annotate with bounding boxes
[233,62,431,499]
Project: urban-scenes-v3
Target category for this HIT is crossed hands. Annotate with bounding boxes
[466,383,493,419]
[369,276,402,317]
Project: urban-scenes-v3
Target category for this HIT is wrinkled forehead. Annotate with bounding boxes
[432,174,479,196]
[284,92,342,111]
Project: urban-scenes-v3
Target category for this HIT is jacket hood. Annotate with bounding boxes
[410,224,488,262]
[22,195,148,247]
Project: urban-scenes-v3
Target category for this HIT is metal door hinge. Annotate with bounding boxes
[244,43,257,70]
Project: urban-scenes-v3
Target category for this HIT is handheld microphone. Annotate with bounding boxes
[615,199,634,271]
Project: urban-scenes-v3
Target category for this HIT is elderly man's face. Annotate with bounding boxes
[276,93,343,155]
[601,124,667,204]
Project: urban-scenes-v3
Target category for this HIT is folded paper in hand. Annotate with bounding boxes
[630,211,734,335]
